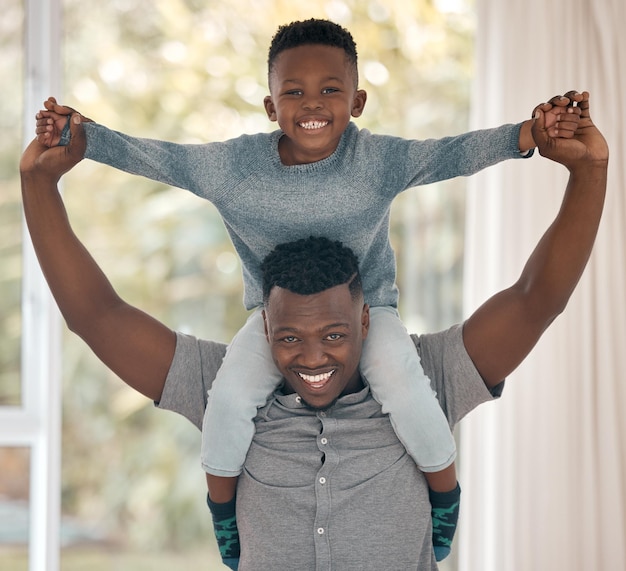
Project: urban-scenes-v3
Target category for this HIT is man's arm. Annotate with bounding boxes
[20,114,176,402]
[463,92,608,389]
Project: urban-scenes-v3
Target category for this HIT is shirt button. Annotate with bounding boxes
[295,396,301,403]
[317,527,325,535]
[320,437,328,445]
[319,411,326,417]
[319,477,326,485]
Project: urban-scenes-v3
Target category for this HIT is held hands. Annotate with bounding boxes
[35,96,92,148]
[531,91,609,171]
[519,91,582,152]
[21,112,87,182]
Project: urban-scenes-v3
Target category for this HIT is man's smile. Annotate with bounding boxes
[298,369,336,389]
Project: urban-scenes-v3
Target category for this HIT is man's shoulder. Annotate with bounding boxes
[411,324,503,425]
[156,332,227,430]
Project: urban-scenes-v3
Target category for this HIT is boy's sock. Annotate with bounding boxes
[429,482,461,562]
[207,494,240,571]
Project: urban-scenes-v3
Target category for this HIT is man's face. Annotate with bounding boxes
[262,283,369,410]
[263,44,367,166]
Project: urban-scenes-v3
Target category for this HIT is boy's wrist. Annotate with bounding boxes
[518,119,535,153]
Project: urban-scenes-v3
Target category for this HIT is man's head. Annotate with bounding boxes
[263,19,367,166]
[261,237,369,410]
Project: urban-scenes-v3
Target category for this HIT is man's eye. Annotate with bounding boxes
[282,336,298,343]
[326,333,343,341]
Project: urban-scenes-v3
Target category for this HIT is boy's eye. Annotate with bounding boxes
[322,87,339,94]
[285,90,302,96]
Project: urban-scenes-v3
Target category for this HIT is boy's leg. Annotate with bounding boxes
[361,306,460,559]
[201,308,281,571]
[425,465,461,561]
[201,308,281,476]
[361,306,457,471]
[206,475,240,570]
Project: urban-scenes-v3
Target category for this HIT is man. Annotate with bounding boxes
[20,91,607,570]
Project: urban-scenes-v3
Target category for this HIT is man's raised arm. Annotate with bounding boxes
[463,91,609,389]
[20,114,176,401]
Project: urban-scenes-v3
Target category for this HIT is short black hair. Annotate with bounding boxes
[268,18,358,80]
[261,236,362,305]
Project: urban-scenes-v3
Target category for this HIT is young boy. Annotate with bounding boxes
[36,18,577,568]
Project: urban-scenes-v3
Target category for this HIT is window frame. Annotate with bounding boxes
[0,1,64,569]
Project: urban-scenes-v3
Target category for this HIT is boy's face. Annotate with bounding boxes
[264,44,367,166]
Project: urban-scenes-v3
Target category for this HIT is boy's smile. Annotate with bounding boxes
[264,44,367,166]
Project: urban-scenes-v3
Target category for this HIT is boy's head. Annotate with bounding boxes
[268,19,359,85]
[263,19,367,165]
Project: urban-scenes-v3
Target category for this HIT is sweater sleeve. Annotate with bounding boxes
[82,122,229,196]
[395,122,533,190]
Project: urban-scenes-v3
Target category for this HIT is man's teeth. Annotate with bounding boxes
[299,370,334,384]
[300,120,328,130]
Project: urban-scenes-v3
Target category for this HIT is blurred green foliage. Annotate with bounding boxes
[0,0,475,558]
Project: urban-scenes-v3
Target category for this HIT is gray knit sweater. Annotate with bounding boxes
[84,121,528,309]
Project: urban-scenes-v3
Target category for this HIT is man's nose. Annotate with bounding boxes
[299,341,327,368]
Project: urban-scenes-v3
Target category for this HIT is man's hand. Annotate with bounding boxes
[532,91,609,171]
[518,91,583,152]
[35,96,92,148]
[22,112,87,182]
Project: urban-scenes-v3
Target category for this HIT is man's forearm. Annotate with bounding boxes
[516,162,607,317]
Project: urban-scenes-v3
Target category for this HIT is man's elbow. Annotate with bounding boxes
[517,282,571,328]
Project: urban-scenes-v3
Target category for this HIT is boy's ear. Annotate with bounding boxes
[264,95,277,121]
[351,89,367,118]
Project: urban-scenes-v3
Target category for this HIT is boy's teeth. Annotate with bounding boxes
[300,120,328,129]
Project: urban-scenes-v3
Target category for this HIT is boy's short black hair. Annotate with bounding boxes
[261,236,362,305]
[268,18,358,79]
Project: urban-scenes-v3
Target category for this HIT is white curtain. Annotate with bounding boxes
[459,1,626,570]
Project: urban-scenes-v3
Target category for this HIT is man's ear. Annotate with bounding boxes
[262,308,270,341]
[351,89,367,118]
[361,303,370,338]
[264,95,277,121]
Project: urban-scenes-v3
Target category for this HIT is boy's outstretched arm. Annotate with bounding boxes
[517,90,583,152]
[21,114,176,401]
[463,91,608,388]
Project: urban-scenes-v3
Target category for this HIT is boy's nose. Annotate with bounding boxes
[302,95,323,110]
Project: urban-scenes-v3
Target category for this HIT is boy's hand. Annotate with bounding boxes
[518,90,583,152]
[532,91,608,171]
[22,112,87,182]
[35,97,92,148]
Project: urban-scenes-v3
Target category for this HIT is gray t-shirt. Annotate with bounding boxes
[158,323,503,570]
